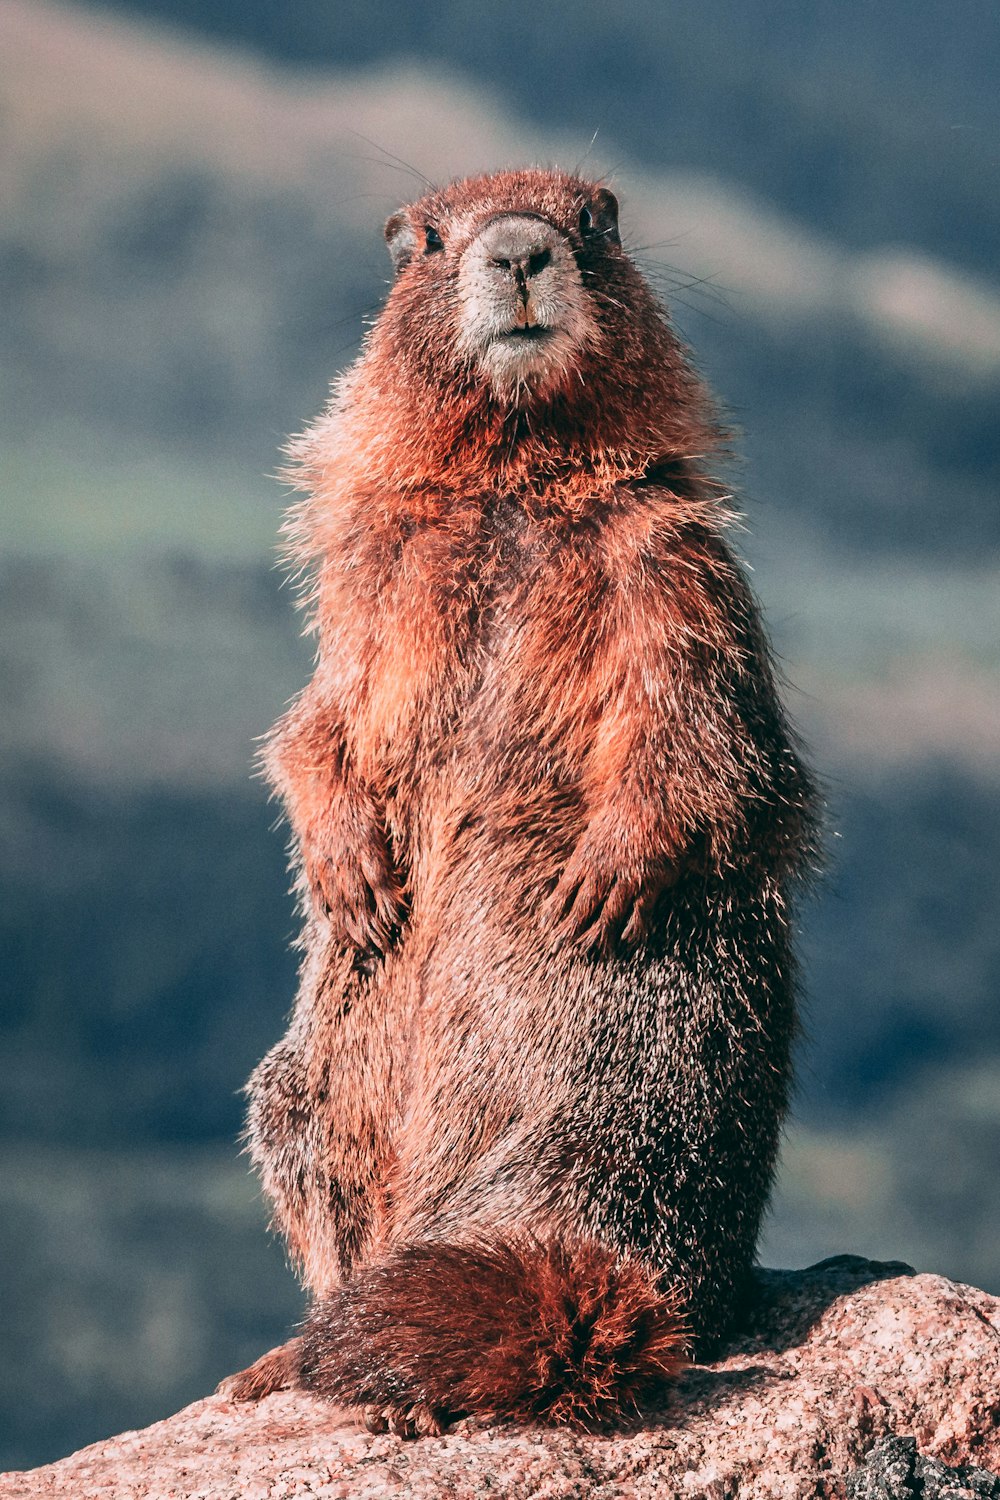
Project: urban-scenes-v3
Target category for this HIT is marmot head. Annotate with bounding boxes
[383,170,622,400]
[374,168,699,412]
[294,169,719,506]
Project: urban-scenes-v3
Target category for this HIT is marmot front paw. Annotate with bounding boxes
[303,816,407,958]
[543,837,680,956]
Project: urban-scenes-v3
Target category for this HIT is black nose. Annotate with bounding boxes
[477,216,560,287]
[492,246,552,280]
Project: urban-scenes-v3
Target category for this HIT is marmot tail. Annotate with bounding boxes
[298,1235,688,1432]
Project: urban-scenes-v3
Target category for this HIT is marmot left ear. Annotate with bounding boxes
[385,213,417,273]
[591,189,621,246]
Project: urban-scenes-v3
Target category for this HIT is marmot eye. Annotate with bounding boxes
[579,205,594,235]
[424,225,444,253]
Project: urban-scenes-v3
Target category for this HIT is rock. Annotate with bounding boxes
[3,1257,999,1500]
[845,1435,1000,1499]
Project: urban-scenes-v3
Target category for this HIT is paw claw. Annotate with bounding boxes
[363,1404,389,1434]
[362,1401,449,1440]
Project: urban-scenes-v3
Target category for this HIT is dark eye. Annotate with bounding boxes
[424,225,444,253]
[579,204,594,235]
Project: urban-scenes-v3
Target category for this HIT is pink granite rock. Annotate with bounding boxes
[3,1258,999,1500]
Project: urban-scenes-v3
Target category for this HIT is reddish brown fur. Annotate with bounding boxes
[229,168,820,1435]
[217,1338,302,1402]
[299,1237,687,1432]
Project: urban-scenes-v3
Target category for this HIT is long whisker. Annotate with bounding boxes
[637,260,735,316]
[573,128,602,176]
[345,128,434,190]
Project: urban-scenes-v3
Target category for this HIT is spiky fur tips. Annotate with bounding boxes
[298,1236,688,1432]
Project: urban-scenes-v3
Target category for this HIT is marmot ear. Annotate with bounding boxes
[385,213,417,273]
[591,188,621,245]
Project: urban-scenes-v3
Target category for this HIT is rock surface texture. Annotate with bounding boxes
[3,1258,999,1500]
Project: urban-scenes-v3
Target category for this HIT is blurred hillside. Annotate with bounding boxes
[6,1,1000,556]
[2,0,999,1471]
[68,0,1000,276]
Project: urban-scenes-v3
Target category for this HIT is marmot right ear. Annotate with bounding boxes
[385,213,417,273]
[591,189,621,246]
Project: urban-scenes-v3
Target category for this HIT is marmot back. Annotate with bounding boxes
[223,168,820,1438]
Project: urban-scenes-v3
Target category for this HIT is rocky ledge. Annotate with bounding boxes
[3,1257,999,1500]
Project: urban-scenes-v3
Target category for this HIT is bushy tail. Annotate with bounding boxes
[298,1235,688,1431]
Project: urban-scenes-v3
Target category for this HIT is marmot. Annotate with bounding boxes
[224,168,819,1438]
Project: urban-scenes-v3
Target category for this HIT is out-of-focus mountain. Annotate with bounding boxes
[58,0,1000,279]
[2,0,998,1471]
[4,0,1000,558]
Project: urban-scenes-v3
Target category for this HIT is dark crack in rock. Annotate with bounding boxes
[846,1436,1000,1500]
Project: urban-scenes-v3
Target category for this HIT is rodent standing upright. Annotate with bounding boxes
[225,168,820,1437]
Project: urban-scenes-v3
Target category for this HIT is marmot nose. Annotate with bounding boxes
[493,245,551,280]
[478,216,559,283]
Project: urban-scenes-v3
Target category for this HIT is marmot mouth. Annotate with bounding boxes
[499,325,552,342]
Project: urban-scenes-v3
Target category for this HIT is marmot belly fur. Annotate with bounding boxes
[226,168,820,1437]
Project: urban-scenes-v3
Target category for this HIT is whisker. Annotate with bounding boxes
[280,303,384,339]
[655,267,734,303]
[638,262,735,315]
[663,296,727,326]
[573,128,602,176]
[344,129,434,190]
[628,233,698,255]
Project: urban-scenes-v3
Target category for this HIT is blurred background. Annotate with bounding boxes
[2,0,998,1471]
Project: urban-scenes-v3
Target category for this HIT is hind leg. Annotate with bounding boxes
[244,1034,338,1284]
[247,946,400,1289]
[231,939,408,1399]
[218,1337,304,1401]
[221,1354,451,1436]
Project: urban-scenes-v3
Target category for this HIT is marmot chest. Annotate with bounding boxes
[343,501,585,780]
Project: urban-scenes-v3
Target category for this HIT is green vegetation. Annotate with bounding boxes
[1,439,283,562]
